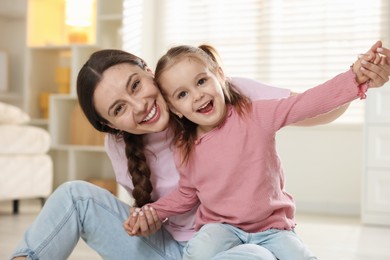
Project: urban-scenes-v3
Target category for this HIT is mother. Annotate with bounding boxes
[11,41,390,260]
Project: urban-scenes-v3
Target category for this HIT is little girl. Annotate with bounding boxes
[126,44,381,259]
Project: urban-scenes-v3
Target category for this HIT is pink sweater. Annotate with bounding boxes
[149,69,366,233]
[105,77,290,241]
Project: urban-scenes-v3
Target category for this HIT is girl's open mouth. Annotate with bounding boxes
[197,100,214,113]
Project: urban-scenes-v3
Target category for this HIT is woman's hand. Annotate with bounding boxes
[123,206,162,237]
[354,41,390,87]
[360,44,390,88]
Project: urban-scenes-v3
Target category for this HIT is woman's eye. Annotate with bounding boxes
[131,80,140,92]
[113,104,125,116]
[177,91,187,99]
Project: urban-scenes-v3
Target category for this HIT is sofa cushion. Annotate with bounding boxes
[0,102,30,124]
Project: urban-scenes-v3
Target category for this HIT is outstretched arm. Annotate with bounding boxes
[294,41,389,126]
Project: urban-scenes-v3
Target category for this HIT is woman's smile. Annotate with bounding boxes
[141,101,159,124]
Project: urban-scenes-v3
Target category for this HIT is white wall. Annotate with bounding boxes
[276,123,363,216]
[126,0,366,217]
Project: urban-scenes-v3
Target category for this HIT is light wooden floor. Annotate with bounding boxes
[2,199,390,260]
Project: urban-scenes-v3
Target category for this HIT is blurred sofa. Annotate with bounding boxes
[0,102,53,213]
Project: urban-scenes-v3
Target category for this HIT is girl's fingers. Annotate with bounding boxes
[150,207,163,229]
[143,206,156,231]
[137,210,150,235]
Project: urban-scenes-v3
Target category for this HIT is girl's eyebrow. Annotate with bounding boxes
[107,72,137,116]
[170,72,207,98]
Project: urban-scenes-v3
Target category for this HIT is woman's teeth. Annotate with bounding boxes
[142,104,157,122]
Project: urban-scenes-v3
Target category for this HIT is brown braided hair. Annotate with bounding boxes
[77,49,153,207]
[155,44,251,164]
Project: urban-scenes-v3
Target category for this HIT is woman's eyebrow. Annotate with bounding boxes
[107,73,137,116]
[125,72,138,91]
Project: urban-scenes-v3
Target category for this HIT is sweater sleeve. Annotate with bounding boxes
[255,68,368,131]
[148,153,200,221]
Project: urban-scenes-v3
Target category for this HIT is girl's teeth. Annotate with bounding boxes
[198,102,209,110]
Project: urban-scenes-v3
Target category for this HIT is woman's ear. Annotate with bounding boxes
[145,66,155,76]
[103,121,119,131]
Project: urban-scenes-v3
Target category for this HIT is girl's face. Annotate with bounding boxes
[159,58,227,135]
[93,63,170,134]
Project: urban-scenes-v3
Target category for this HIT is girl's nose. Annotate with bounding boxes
[194,91,204,102]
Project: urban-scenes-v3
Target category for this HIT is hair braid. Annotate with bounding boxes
[123,133,153,207]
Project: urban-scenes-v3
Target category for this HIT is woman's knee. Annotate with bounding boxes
[48,180,96,204]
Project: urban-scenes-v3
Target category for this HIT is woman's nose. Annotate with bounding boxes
[129,98,147,114]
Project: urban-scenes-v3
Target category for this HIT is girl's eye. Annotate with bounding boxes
[197,78,207,86]
[177,91,188,99]
[113,104,125,116]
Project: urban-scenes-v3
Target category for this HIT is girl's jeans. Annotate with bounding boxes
[184,223,318,260]
[10,181,278,260]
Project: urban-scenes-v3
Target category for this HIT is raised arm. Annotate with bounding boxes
[294,41,390,126]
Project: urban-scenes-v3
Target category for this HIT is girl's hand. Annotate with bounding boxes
[352,51,381,84]
[124,206,162,237]
[360,52,390,88]
[138,205,163,236]
[354,40,390,88]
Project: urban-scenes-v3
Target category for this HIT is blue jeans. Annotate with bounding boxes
[10,181,183,260]
[10,181,278,260]
[184,223,317,260]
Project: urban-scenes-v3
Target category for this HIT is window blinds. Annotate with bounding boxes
[123,0,389,123]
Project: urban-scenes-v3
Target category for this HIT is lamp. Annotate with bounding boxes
[65,0,94,43]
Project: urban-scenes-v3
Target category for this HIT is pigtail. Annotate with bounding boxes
[123,132,153,207]
[199,44,252,117]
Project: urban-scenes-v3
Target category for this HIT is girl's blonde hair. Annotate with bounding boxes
[155,44,252,164]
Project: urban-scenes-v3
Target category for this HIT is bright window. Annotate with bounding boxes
[123,0,389,123]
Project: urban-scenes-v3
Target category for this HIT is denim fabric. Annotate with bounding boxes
[10,181,184,260]
[184,223,317,260]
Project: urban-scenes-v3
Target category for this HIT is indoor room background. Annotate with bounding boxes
[0,0,389,223]
[115,0,390,221]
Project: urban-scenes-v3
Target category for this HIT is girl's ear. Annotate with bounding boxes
[169,106,183,118]
[217,66,225,80]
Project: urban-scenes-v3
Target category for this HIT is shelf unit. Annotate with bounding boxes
[362,86,390,226]
[0,0,26,109]
[25,0,123,187]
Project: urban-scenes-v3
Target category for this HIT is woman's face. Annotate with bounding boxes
[93,63,170,135]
